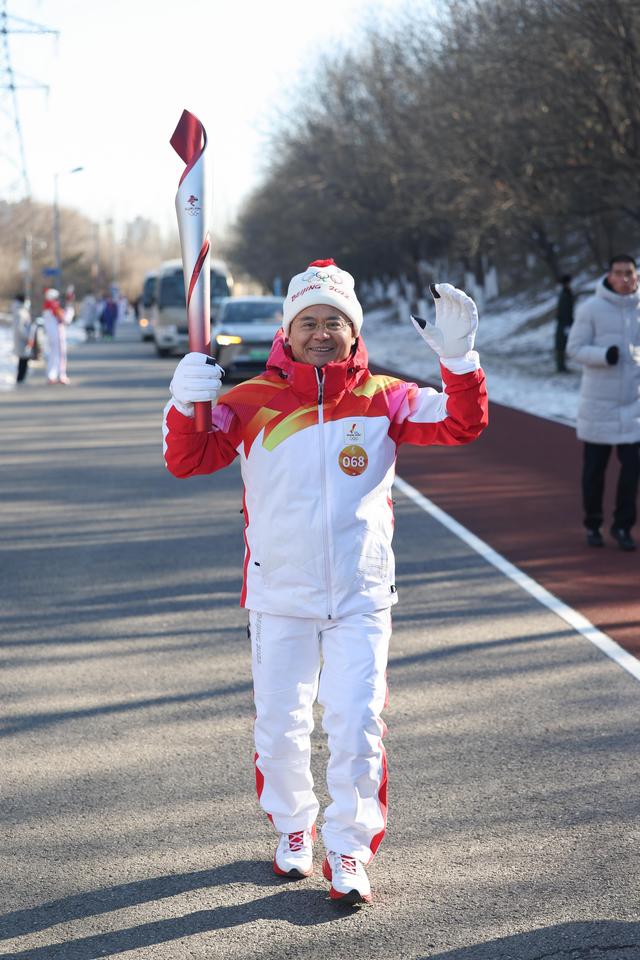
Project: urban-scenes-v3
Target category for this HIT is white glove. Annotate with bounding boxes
[411,282,478,358]
[169,352,224,417]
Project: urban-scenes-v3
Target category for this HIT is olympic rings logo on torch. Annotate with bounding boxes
[185,194,201,216]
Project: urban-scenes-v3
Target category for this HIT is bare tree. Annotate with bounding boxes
[229,0,640,288]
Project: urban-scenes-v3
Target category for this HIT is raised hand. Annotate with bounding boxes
[411,282,478,358]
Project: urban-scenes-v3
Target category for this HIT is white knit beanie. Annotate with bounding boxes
[282,259,363,336]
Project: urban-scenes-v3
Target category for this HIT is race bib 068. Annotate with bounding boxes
[338,444,368,476]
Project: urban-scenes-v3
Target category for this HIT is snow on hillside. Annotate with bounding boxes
[363,289,580,427]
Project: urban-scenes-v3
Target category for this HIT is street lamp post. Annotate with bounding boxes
[21,233,47,306]
[23,233,33,305]
[52,165,84,291]
[104,217,119,294]
[92,221,100,295]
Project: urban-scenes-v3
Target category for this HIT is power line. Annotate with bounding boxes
[0,0,58,198]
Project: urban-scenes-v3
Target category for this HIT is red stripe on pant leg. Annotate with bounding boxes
[253,751,274,825]
[368,741,388,859]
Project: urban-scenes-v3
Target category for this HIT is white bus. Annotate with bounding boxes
[137,270,157,341]
[150,258,234,357]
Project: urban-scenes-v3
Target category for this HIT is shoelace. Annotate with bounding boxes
[339,855,357,875]
[288,831,306,852]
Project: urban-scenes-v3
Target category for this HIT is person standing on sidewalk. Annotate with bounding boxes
[567,254,640,551]
[555,274,574,373]
[99,295,118,339]
[80,293,100,340]
[163,259,488,905]
[11,293,34,384]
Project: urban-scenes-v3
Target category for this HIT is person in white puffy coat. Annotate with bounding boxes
[567,254,640,550]
[11,294,34,383]
[163,259,488,904]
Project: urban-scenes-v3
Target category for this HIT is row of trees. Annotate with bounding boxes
[0,200,179,306]
[226,0,640,293]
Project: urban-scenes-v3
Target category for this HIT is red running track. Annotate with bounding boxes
[381,369,640,657]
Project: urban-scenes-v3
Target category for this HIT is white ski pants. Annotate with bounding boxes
[249,607,390,864]
[44,316,67,381]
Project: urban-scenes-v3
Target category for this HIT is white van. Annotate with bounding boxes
[150,258,234,357]
[137,270,157,341]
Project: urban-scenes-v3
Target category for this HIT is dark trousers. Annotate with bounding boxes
[16,357,29,382]
[582,441,640,531]
[555,323,569,371]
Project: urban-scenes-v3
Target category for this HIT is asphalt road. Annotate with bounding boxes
[1,326,639,960]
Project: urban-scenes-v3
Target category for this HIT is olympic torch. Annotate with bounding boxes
[170,108,212,432]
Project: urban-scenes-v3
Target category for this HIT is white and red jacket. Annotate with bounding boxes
[163,333,488,619]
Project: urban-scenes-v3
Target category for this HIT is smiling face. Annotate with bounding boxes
[287,303,356,366]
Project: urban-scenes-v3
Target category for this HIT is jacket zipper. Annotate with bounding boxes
[316,368,334,619]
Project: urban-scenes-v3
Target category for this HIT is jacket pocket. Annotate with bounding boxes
[257,544,324,590]
[356,534,391,585]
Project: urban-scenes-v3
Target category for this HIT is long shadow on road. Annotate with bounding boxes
[0,863,347,959]
[419,921,640,960]
[0,682,254,738]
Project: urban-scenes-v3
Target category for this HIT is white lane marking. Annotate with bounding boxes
[394,474,640,684]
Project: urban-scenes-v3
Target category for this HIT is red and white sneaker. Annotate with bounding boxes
[322,851,372,905]
[273,826,315,878]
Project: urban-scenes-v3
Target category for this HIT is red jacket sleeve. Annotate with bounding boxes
[388,364,488,447]
[163,401,241,477]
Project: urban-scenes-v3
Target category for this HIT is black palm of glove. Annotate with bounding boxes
[606,345,619,366]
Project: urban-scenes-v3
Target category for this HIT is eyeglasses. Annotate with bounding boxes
[294,318,353,334]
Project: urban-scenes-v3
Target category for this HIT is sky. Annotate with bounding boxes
[7,0,417,243]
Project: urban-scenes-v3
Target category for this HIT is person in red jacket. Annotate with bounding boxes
[163,259,488,905]
[42,288,72,385]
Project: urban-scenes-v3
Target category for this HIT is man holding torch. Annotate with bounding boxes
[163,249,488,903]
[43,287,72,385]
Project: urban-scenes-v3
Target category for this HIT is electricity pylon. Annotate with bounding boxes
[0,1,58,199]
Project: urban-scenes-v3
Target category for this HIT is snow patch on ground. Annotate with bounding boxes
[363,290,580,426]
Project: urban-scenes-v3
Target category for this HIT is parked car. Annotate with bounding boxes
[212,295,284,377]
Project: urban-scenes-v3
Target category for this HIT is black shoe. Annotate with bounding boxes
[610,526,636,551]
[586,529,604,547]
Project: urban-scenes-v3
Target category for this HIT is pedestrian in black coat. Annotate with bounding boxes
[555,274,574,372]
